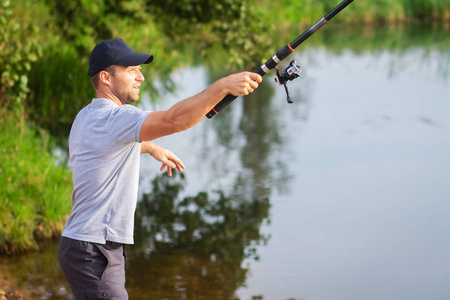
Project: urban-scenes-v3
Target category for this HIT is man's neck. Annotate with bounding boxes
[96,89,123,106]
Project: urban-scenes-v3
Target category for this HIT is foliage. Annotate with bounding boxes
[43,0,272,70]
[27,41,95,137]
[43,0,151,54]
[146,0,274,69]
[404,0,450,21]
[0,112,72,254]
[0,0,42,112]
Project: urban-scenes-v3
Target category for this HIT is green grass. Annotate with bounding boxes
[0,111,72,254]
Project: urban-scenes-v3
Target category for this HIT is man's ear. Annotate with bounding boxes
[99,70,112,86]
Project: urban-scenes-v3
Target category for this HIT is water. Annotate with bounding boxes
[136,47,450,300]
[235,49,450,300]
[1,27,449,300]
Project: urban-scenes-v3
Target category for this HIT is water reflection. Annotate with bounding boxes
[128,172,270,299]
[213,80,292,199]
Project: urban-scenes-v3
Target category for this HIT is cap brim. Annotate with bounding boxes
[116,52,154,67]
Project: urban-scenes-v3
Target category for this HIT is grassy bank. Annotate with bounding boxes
[0,112,72,255]
[257,0,450,25]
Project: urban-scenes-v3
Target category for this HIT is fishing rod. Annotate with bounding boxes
[206,0,354,119]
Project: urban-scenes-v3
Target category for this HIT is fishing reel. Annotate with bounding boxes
[274,59,303,104]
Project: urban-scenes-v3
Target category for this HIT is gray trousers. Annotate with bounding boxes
[58,237,128,300]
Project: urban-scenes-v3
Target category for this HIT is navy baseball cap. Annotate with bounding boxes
[88,39,154,77]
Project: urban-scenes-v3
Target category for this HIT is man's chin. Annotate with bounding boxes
[125,96,139,104]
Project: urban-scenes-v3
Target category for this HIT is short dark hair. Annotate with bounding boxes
[90,65,116,90]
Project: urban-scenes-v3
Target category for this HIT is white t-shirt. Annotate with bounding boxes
[62,98,151,244]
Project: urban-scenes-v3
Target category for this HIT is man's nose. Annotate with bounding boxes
[137,70,145,82]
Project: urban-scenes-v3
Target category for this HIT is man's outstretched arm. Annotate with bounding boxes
[140,71,262,141]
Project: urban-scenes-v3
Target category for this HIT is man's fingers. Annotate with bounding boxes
[173,158,185,170]
[160,160,184,177]
[249,81,259,93]
[166,153,184,168]
[225,72,263,97]
[176,164,184,172]
[244,72,262,94]
[249,72,263,83]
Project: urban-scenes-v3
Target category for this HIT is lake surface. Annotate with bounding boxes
[137,47,450,300]
[1,26,449,300]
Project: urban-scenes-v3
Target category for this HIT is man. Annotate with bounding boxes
[58,38,262,299]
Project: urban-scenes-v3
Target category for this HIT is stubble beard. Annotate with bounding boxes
[115,89,139,105]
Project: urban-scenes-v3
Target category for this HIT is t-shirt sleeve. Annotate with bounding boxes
[108,105,151,143]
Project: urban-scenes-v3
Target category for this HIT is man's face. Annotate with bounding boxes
[109,65,145,105]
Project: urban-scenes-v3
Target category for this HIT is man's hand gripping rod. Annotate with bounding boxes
[206,0,354,119]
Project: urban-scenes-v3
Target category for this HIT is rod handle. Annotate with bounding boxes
[205,94,238,119]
